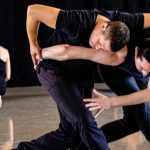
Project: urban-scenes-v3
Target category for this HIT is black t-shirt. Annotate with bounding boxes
[0,59,6,78]
[43,9,144,78]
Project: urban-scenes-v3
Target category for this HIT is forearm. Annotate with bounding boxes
[42,45,125,66]
[66,46,126,65]
[42,45,94,61]
[110,89,150,107]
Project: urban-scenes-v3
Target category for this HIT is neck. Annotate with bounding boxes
[96,14,110,24]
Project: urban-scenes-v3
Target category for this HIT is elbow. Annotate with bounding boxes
[5,76,10,81]
[27,4,39,18]
[110,54,125,66]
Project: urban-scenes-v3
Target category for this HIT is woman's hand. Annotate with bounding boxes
[84,89,112,118]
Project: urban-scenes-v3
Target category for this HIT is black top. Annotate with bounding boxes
[42,9,144,78]
[0,59,6,78]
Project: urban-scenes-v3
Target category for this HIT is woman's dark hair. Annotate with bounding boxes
[137,38,150,63]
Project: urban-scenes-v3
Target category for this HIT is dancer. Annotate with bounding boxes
[0,46,11,108]
[84,37,150,142]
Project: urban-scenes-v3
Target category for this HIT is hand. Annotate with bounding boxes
[30,43,42,69]
[83,89,112,118]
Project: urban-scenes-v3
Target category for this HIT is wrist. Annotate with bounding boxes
[109,97,116,107]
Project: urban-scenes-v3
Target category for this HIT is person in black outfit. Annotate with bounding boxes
[13,4,150,150]
[0,46,11,108]
[98,36,150,143]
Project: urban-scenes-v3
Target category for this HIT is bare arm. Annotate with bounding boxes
[143,13,150,28]
[0,47,11,81]
[84,87,150,117]
[42,44,127,66]
[5,50,11,81]
[26,4,60,67]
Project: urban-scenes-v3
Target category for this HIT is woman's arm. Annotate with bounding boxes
[84,87,150,117]
[42,44,127,66]
[5,50,11,81]
[0,47,11,81]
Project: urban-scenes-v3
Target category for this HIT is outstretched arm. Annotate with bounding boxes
[42,44,127,66]
[84,87,150,117]
[26,4,60,68]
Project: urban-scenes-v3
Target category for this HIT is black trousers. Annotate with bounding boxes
[99,65,150,142]
[13,62,109,150]
[0,76,6,95]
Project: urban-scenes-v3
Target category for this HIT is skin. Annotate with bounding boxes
[41,44,127,66]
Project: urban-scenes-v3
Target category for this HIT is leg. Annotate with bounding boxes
[99,65,150,142]
[37,65,108,150]
[14,62,109,150]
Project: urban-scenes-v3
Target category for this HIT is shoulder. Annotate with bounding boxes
[0,46,9,62]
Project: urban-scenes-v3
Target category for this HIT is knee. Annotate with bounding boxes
[72,111,97,128]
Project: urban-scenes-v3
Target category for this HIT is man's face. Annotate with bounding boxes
[89,22,111,51]
[135,56,150,76]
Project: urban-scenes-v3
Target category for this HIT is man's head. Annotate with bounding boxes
[89,21,130,52]
[135,38,150,76]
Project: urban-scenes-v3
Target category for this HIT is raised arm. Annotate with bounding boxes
[26,4,60,68]
[42,44,127,66]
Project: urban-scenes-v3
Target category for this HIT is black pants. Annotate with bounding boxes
[0,76,6,95]
[99,65,150,142]
[13,62,109,150]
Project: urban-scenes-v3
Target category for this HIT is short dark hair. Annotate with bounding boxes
[104,21,130,52]
[137,38,150,63]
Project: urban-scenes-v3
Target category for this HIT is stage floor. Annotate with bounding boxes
[0,84,149,150]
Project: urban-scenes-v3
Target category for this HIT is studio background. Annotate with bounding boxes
[0,0,150,87]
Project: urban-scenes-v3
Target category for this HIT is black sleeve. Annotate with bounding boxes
[107,10,144,32]
[56,9,97,40]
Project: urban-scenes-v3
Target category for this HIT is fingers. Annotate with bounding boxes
[83,98,96,103]
[94,108,104,118]
[85,102,98,108]
[93,89,101,96]
[31,54,38,69]
[89,105,101,111]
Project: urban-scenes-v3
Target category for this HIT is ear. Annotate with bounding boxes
[101,23,107,31]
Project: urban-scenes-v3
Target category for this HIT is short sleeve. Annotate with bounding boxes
[56,10,97,41]
[109,10,144,32]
